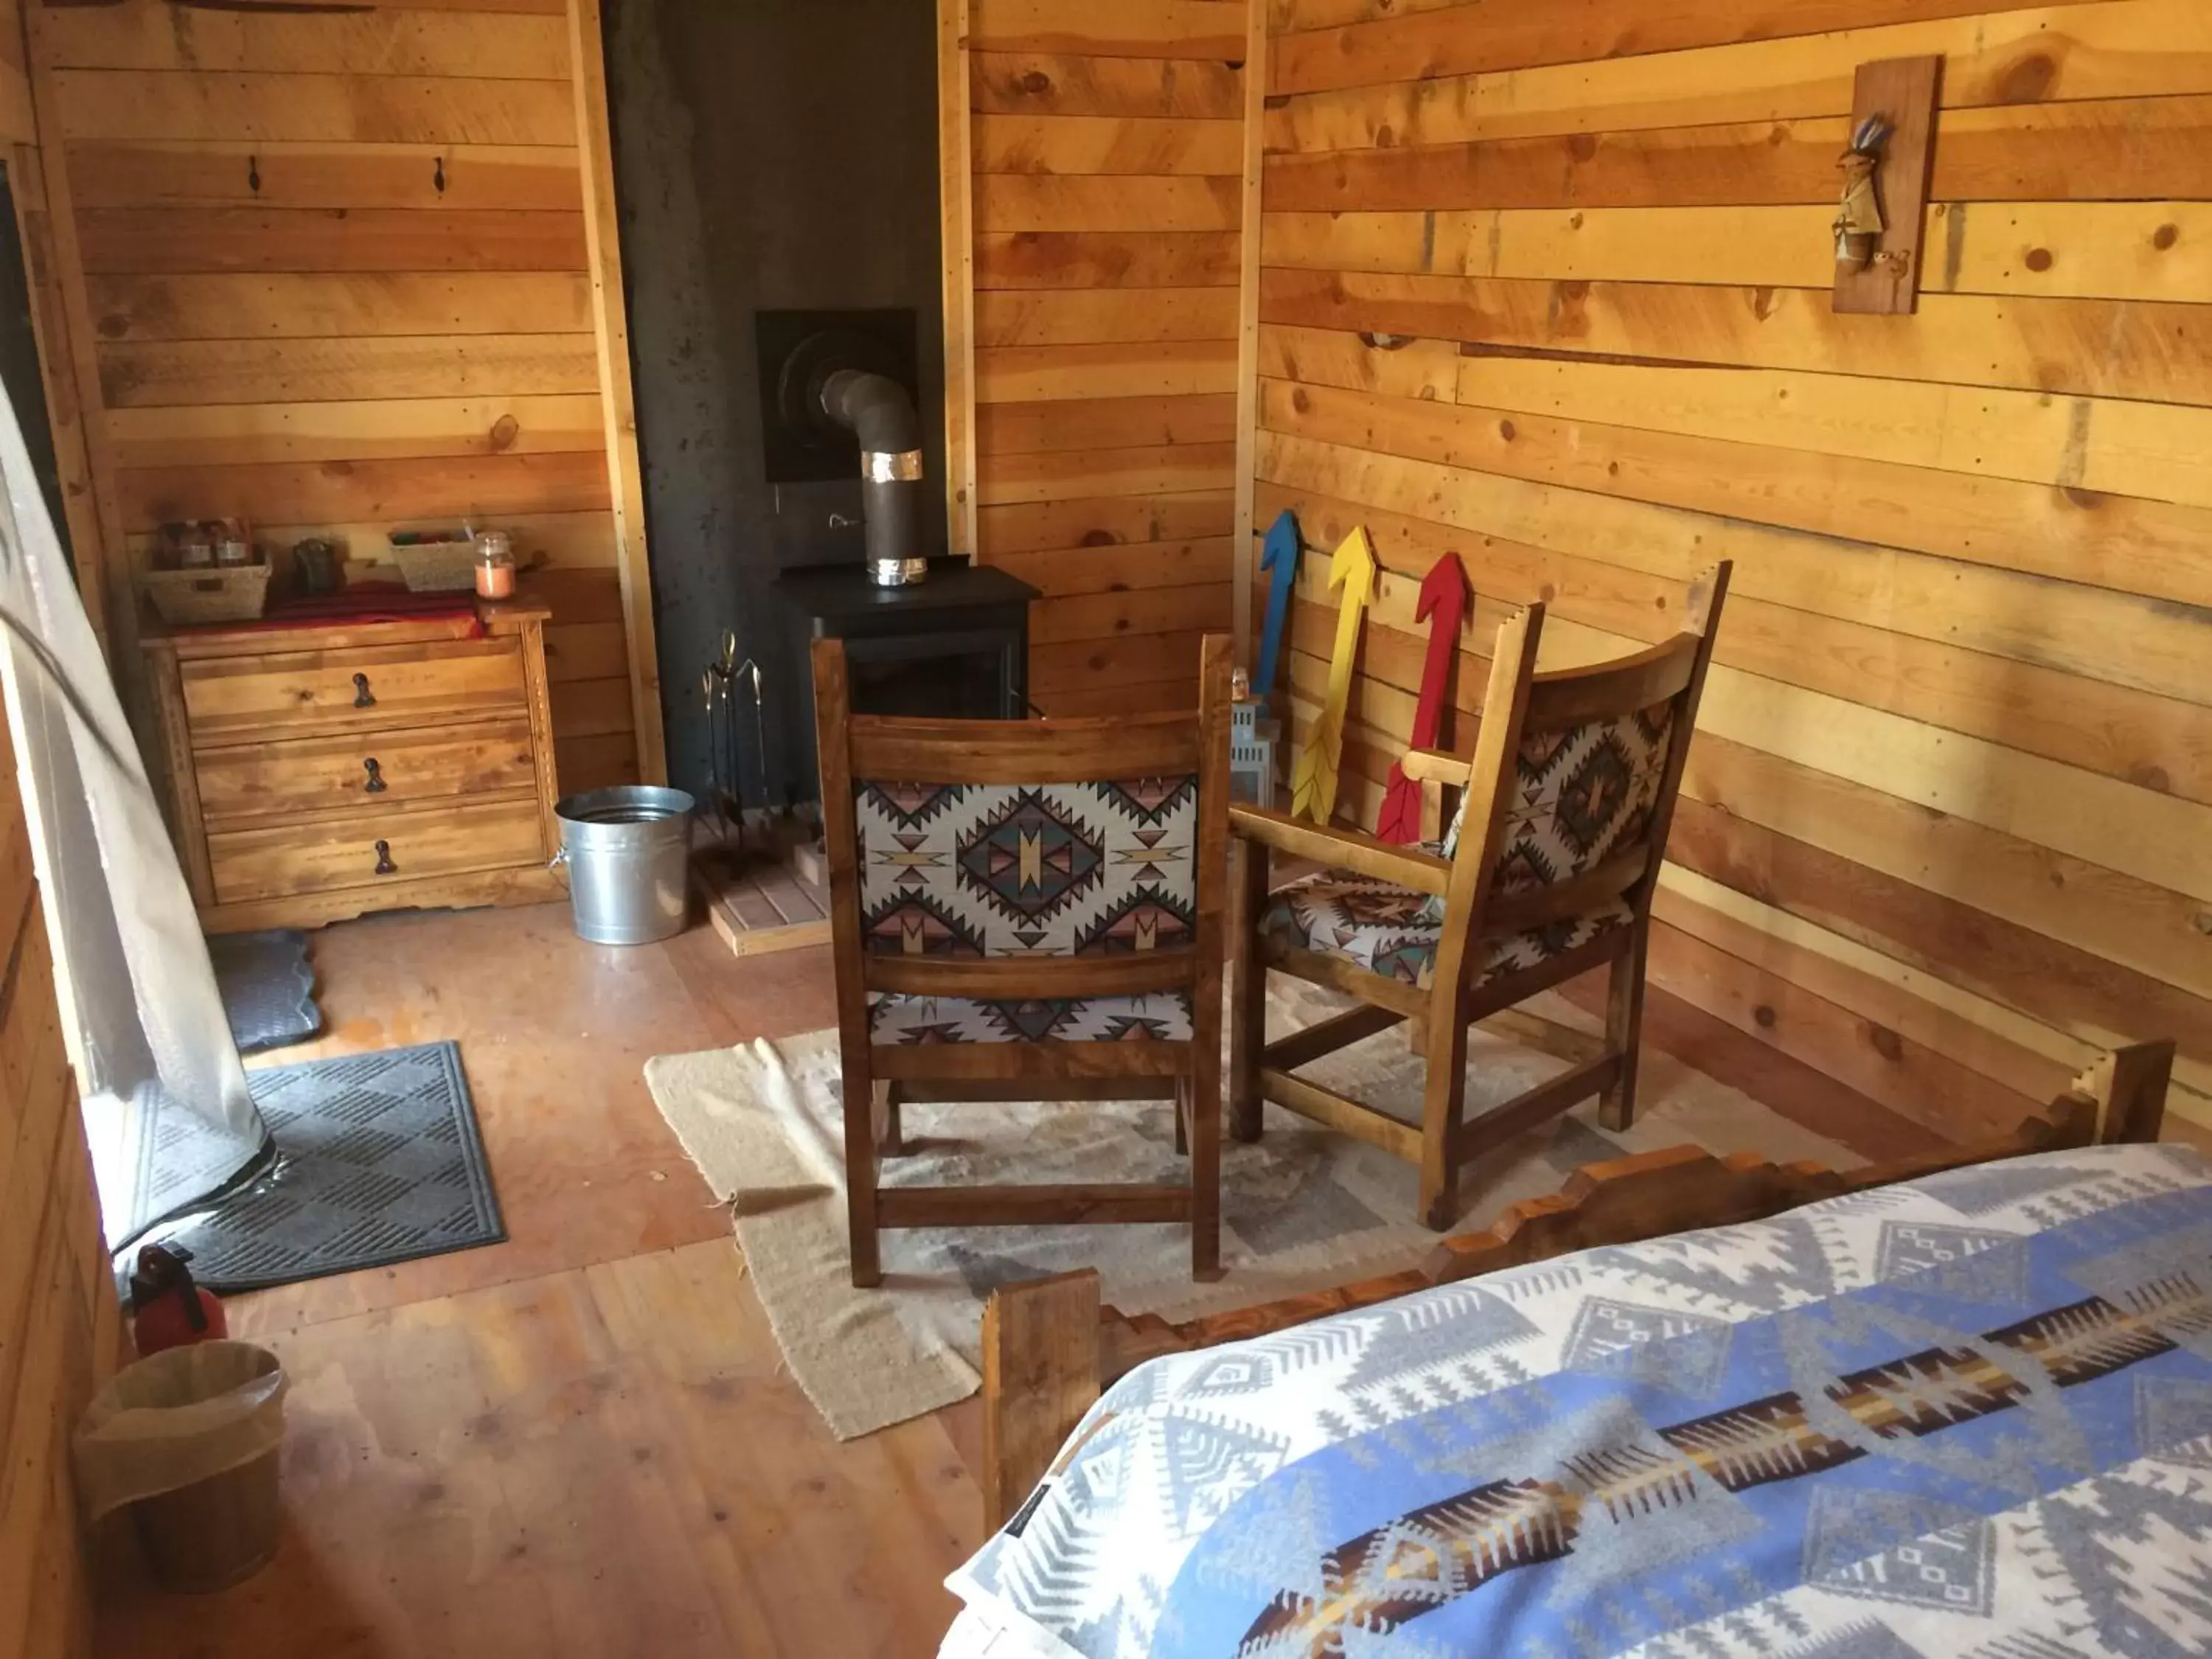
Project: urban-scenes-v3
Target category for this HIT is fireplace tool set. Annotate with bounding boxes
[700,628,769,861]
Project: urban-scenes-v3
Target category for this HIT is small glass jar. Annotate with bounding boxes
[210,518,251,566]
[473,529,516,600]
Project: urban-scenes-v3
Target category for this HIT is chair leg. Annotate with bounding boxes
[1228,837,1269,1144]
[872,1079,905,1157]
[1174,1076,1190,1156]
[844,1064,883,1288]
[1417,1006,1470,1232]
[1600,928,1649,1134]
[1187,1063,1222,1282]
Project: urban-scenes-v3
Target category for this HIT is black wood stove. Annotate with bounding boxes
[774,556,1040,720]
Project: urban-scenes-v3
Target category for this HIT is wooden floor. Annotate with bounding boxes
[91,898,2015,1659]
[94,903,981,1659]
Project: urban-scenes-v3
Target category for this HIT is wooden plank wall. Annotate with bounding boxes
[1,8,117,1653]
[1252,0,2212,1137]
[956,0,1250,717]
[0,697,117,1658]
[23,0,656,793]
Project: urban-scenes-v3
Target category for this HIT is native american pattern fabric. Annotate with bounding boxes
[870,991,1194,1046]
[1259,870,1633,988]
[1443,703,1675,886]
[944,1143,2212,1659]
[855,779,1198,961]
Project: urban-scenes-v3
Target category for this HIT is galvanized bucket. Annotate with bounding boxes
[552,785,696,945]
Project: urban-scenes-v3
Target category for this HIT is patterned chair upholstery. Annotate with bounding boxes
[1261,703,1671,987]
[1259,877,1632,989]
[855,776,1200,1045]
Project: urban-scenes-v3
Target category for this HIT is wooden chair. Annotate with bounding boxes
[812,634,1234,1287]
[1228,565,1731,1231]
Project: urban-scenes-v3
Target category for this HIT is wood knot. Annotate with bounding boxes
[1995,52,2057,103]
[1019,71,1051,94]
[1497,418,1516,442]
[1546,281,1591,337]
[1753,1005,1778,1030]
[1079,529,1119,547]
[2023,247,2054,273]
[1867,1025,1904,1063]
[2154,223,2181,251]
[1291,387,1311,413]
[489,414,521,453]
[1565,133,1599,162]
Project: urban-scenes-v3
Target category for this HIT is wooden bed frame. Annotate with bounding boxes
[978,1040,2178,1529]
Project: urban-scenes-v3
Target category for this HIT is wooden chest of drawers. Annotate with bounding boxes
[143,594,566,933]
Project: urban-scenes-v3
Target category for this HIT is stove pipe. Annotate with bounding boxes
[821,369,927,587]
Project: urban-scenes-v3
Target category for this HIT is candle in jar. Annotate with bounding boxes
[474,530,517,599]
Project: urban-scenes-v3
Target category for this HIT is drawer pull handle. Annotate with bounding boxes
[374,839,397,876]
[363,757,387,793]
[352,672,376,709]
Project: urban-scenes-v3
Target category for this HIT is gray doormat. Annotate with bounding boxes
[150,1042,504,1293]
[207,929,321,1054]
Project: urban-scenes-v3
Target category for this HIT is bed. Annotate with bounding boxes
[941,1043,2202,1658]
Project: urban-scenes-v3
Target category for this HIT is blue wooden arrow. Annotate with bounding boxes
[1253,509,1302,717]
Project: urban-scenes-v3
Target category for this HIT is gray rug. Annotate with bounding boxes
[208,929,321,1054]
[150,1042,504,1293]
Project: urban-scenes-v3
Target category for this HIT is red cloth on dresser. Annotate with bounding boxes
[189,583,486,639]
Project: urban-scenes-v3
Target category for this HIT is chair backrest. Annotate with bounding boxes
[812,636,1235,1007]
[1436,565,1731,977]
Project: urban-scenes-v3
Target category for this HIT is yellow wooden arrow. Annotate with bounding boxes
[1290,526,1377,824]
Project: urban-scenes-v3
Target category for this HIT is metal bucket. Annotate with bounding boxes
[553,785,696,945]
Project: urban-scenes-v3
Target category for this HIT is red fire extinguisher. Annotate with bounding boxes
[129,1245,227,1358]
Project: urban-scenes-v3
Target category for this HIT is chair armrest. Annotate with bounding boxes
[1399,747,1472,787]
[1228,803,1452,897]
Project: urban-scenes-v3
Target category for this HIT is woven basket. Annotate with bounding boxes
[140,563,271,627]
[390,541,479,593]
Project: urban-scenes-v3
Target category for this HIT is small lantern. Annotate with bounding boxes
[1230,698,1279,807]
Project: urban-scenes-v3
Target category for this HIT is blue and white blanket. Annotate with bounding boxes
[943,1143,2212,1658]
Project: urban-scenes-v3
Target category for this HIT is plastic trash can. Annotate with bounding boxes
[74,1340,288,1593]
[553,785,697,945]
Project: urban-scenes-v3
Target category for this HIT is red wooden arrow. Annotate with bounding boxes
[1376,553,1470,844]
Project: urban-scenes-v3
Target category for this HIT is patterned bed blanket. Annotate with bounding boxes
[942,1142,2212,1659]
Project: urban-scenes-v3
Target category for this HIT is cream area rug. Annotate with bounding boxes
[644,982,1861,1439]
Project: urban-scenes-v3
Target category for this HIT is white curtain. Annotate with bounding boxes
[0,386,265,1246]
